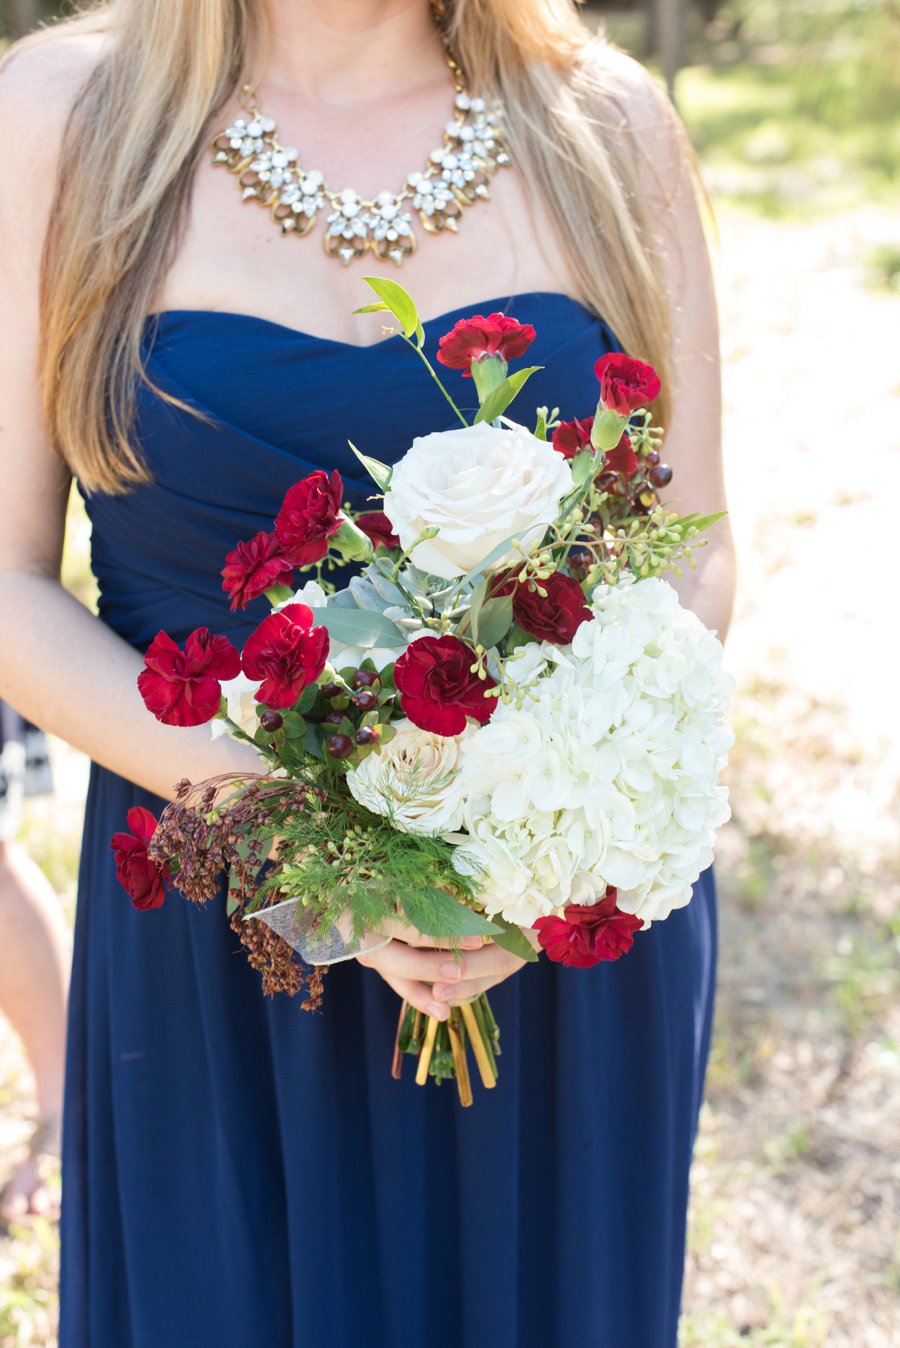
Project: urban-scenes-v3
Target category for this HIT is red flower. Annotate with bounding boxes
[436,313,536,376]
[603,433,638,479]
[356,511,400,551]
[274,471,344,566]
[221,531,294,611]
[138,628,241,727]
[110,806,169,911]
[594,353,661,415]
[551,416,594,460]
[511,572,593,645]
[533,890,643,967]
[394,635,496,736]
[241,604,330,710]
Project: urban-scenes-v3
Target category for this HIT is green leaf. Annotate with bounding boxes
[571,449,597,489]
[317,606,404,649]
[362,275,421,339]
[472,594,513,650]
[473,366,542,425]
[348,441,392,491]
[534,409,548,441]
[465,576,489,638]
[491,917,540,963]
[401,888,501,939]
[295,684,319,715]
[352,301,391,315]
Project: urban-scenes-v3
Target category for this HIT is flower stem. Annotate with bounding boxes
[460,1001,497,1089]
[415,1015,440,1085]
[447,1009,474,1107]
[399,334,469,428]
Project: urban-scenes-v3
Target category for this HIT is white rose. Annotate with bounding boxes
[211,671,260,740]
[346,718,471,834]
[383,422,573,580]
[276,579,329,611]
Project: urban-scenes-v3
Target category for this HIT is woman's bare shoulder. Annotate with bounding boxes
[0,30,106,236]
[578,40,690,198]
[0,29,106,166]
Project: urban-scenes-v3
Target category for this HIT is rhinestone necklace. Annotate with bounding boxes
[210,45,510,267]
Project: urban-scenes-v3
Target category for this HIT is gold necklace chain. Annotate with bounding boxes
[210,42,510,267]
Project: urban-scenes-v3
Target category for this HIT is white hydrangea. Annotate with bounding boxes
[451,577,733,925]
[346,718,471,835]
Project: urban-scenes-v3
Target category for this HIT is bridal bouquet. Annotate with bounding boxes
[111,279,732,1105]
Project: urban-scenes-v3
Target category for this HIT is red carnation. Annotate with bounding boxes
[110,806,169,911]
[274,470,344,566]
[436,313,536,376]
[356,511,400,552]
[533,890,642,968]
[394,635,496,736]
[138,628,241,727]
[241,603,330,710]
[551,416,594,460]
[511,572,593,645]
[603,433,638,479]
[594,353,661,415]
[221,531,294,611]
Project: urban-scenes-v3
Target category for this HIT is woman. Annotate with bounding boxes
[0,1,734,1344]
[0,704,69,1225]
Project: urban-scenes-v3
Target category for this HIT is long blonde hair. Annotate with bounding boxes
[5,0,677,494]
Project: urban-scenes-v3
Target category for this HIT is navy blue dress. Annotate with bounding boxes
[61,293,717,1348]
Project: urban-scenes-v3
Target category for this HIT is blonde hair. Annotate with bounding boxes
[6,0,677,494]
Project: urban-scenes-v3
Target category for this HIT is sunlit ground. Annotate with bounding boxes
[2,20,899,1347]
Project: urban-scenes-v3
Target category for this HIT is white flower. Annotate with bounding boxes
[276,579,329,611]
[346,718,471,834]
[383,422,573,580]
[450,577,733,925]
[211,671,259,741]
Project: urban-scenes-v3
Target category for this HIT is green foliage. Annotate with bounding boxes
[256,766,482,945]
[473,365,543,424]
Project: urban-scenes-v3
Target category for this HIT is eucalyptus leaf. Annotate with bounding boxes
[491,917,540,963]
[465,576,489,638]
[401,888,501,939]
[473,366,542,425]
[317,606,405,649]
[348,441,392,491]
[458,530,523,589]
[362,275,420,338]
[472,594,513,650]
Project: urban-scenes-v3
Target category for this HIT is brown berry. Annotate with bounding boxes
[354,690,379,713]
[647,451,661,465]
[323,710,346,727]
[649,463,673,488]
[320,682,344,701]
[352,669,380,690]
[259,711,283,732]
[355,726,380,746]
[325,733,354,760]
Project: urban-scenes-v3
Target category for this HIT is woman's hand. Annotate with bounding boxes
[356,918,534,1019]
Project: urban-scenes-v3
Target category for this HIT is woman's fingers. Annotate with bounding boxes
[380,973,450,1021]
[431,945,526,1003]
[358,938,471,988]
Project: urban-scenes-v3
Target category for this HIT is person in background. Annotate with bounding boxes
[0,702,71,1224]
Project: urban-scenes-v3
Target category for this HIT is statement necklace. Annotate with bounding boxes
[210,45,510,267]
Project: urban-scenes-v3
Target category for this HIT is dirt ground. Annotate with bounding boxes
[1,198,899,1344]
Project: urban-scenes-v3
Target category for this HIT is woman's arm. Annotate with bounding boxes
[0,42,260,801]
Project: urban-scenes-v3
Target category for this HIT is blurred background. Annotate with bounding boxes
[1,1,898,1344]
